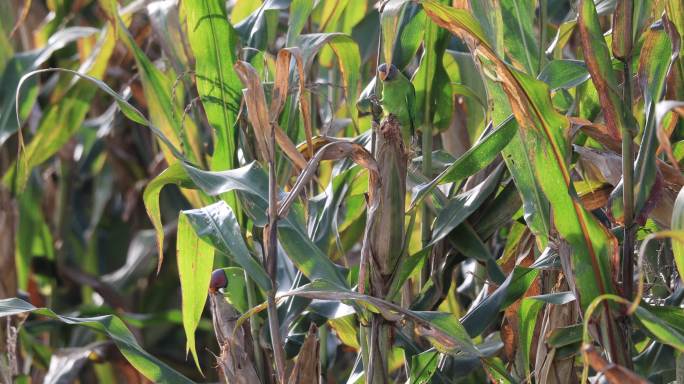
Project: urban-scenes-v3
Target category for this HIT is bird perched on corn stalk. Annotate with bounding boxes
[377,63,416,145]
[357,63,414,384]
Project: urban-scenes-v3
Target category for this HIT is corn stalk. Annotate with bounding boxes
[361,115,408,383]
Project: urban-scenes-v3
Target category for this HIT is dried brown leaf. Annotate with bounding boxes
[582,344,648,384]
[579,186,612,211]
[570,117,623,153]
[9,0,32,38]
[288,324,320,384]
[270,49,294,121]
[285,48,314,159]
[503,242,540,364]
[656,108,680,172]
[577,0,626,140]
[274,123,309,171]
[270,48,314,159]
[0,188,17,300]
[534,273,580,384]
[209,292,259,384]
[235,60,308,170]
[575,146,623,186]
[279,140,379,218]
[235,61,272,162]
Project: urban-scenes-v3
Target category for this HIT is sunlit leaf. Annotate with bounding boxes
[182,201,271,291]
[143,162,198,272]
[176,213,214,371]
[182,162,349,289]
[182,0,242,176]
[101,0,201,164]
[0,27,98,146]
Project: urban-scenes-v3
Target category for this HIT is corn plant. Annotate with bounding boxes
[1,0,684,383]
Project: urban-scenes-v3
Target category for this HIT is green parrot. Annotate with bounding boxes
[377,63,416,144]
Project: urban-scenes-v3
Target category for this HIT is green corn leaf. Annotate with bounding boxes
[234,0,286,51]
[182,201,272,292]
[380,0,406,67]
[500,0,539,74]
[461,266,538,337]
[412,7,451,132]
[666,0,684,61]
[0,298,194,384]
[633,305,684,352]
[502,134,551,249]
[488,85,551,249]
[218,267,249,314]
[448,222,506,285]
[421,0,620,316]
[409,349,439,384]
[3,65,183,190]
[3,24,117,189]
[182,161,349,289]
[143,162,199,272]
[547,324,583,348]
[429,165,503,247]
[392,5,427,71]
[467,0,504,57]
[0,27,98,146]
[286,0,314,46]
[283,279,481,357]
[410,116,517,209]
[100,0,200,165]
[176,213,215,372]
[182,0,241,174]
[538,60,590,90]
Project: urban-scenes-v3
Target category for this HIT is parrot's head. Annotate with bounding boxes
[377,63,399,82]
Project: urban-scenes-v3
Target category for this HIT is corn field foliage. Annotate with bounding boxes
[1,0,684,383]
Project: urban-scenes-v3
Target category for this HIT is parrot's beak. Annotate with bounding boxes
[378,67,388,81]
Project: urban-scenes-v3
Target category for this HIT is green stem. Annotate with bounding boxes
[620,59,635,371]
[266,294,285,383]
[368,317,390,383]
[319,324,328,379]
[359,325,370,380]
[420,19,435,288]
[421,123,433,227]
[267,126,286,384]
[244,272,265,382]
[621,60,634,302]
[420,123,432,288]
